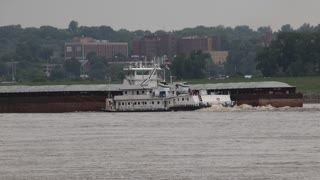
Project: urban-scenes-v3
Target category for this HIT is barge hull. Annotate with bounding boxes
[0,92,108,113]
[231,93,303,108]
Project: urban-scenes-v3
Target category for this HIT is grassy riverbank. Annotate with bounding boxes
[1,76,320,93]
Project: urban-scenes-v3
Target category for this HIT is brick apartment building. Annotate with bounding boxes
[157,32,177,57]
[132,33,216,59]
[212,35,222,50]
[65,37,128,60]
[177,37,212,55]
[132,39,158,59]
[132,32,177,59]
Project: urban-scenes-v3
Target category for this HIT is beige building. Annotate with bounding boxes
[206,51,229,66]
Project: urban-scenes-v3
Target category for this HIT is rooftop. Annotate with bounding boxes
[0,84,154,93]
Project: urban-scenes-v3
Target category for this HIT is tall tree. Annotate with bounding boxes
[64,58,81,79]
[171,51,209,79]
[87,52,108,80]
[280,24,294,32]
[68,20,79,34]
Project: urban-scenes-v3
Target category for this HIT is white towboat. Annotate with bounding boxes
[103,62,234,112]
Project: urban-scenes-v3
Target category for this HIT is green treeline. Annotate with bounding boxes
[256,31,320,77]
[0,21,320,82]
[0,21,151,82]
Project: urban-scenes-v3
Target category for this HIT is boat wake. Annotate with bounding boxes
[199,104,320,112]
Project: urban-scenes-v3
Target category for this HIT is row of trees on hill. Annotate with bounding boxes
[1,21,320,82]
[172,24,320,78]
[0,21,151,81]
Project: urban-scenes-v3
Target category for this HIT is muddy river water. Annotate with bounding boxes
[1,104,320,179]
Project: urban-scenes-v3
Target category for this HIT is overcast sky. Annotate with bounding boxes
[1,0,320,31]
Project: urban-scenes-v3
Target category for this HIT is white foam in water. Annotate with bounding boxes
[199,104,320,112]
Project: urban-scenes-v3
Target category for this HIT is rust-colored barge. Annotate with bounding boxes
[0,81,303,113]
[0,85,121,113]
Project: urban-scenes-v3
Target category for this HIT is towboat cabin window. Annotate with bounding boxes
[152,101,154,104]
[138,102,140,105]
[134,102,137,105]
[128,102,131,105]
[137,91,139,95]
[157,101,160,104]
[150,90,152,93]
[142,90,144,94]
[182,98,184,101]
[187,98,189,101]
[124,91,127,94]
[118,102,121,106]
[122,102,124,105]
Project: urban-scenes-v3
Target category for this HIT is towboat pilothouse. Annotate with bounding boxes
[103,62,234,112]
